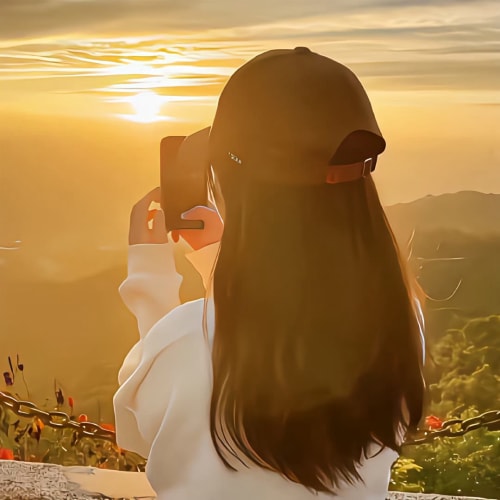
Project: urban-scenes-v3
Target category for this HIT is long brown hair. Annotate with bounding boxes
[208,156,425,493]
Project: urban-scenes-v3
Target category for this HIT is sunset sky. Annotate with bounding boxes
[1,0,499,281]
[0,0,499,423]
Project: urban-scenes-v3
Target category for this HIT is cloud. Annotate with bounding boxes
[0,0,335,40]
[0,0,188,40]
[395,43,500,55]
[1,25,498,93]
[0,0,498,112]
[357,60,500,92]
[1,0,497,41]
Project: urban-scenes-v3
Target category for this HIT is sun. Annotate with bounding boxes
[128,91,164,123]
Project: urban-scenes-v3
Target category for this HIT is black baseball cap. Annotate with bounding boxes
[209,47,386,185]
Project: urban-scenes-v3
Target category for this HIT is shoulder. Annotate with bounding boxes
[142,299,208,356]
[159,298,206,327]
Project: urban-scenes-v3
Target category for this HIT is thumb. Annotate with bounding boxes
[181,205,209,220]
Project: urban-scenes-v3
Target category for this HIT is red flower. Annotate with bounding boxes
[29,418,44,443]
[100,423,115,432]
[425,415,444,430]
[68,397,74,410]
[0,448,14,460]
[77,414,88,423]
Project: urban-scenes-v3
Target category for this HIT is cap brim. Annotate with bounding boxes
[330,130,386,165]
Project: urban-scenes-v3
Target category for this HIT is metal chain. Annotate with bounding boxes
[2,391,499,449]
[0,391,117,442]
[404,410,500,446]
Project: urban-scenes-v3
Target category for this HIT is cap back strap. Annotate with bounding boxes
[326,158,373,185]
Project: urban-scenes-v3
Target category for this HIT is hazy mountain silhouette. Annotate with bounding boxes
[0,191,498,423]
[385,190,500,245]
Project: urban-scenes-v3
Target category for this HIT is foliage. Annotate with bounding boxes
[390,315,500,499]
[391,408,500,498]
[428,315,500,416]
[389,458,425,494]
[0,400,145,471]
[0,354,145,472]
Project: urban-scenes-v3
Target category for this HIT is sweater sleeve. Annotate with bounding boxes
[116,243,183,385]
[116,240,219,384]
[114,240,215,471]
[113,300,212,491]
[118,243,182,340]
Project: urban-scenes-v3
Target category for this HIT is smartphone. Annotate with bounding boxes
[160,127,210,231]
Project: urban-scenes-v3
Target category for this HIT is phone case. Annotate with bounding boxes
[160,128,210,231]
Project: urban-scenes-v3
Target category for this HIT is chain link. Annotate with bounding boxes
[404,409,500,445]
[2,391,499,449]
[0,391,116,441]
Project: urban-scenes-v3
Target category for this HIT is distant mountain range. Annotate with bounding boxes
[386,191,500,341]
[385,190,500,244]
[0,190,498,423]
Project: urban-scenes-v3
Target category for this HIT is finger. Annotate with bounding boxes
[152,208,165,226]
[152,209,168,243]
[133,187,162,211]
[147,209,158,222]
[130,188,161,228]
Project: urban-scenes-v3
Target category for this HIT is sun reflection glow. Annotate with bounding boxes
[130,91,162,121]
[117,90,168,123]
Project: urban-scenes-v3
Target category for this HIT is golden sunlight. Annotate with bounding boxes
[126,91,164,123]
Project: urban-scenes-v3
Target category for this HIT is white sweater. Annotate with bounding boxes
[113,241,401,500]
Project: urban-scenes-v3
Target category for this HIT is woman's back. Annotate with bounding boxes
[114,269,399,500]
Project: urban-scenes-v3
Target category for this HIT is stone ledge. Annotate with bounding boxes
[387,495,491,500]
[0,460,155,499]
[0,460,493,500]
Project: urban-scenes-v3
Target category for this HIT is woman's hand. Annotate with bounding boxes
[128,187,168,245]
[172,206,223,251]
[128,187,223,248]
